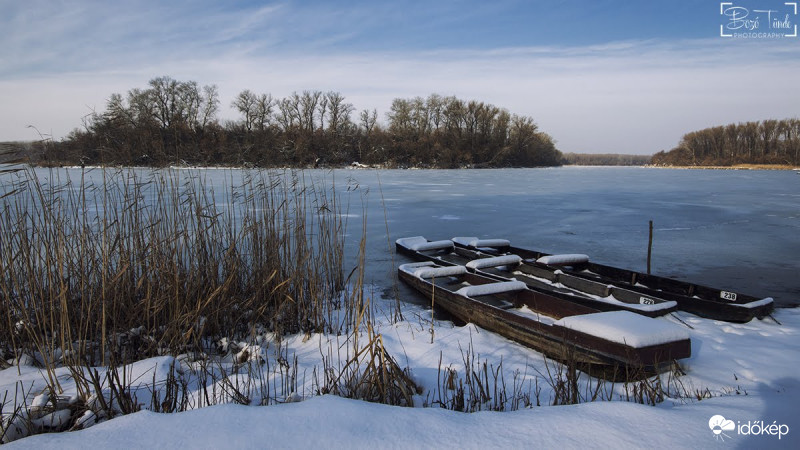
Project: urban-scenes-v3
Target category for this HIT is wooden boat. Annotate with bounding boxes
[396,236,678,318]
[398,261,691,377]
[448,236,774,323]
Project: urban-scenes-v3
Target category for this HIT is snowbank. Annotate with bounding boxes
[6,389,796,449]
[2,296,799,448]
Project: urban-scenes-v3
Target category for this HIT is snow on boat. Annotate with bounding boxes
[448,236,774,323]
[396,236,677,318]
[398,261,691,377]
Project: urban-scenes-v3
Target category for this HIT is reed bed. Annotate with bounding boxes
[0,166,386,441]
[0,166,349,370]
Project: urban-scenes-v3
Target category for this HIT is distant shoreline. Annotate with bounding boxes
[647,164,800,171]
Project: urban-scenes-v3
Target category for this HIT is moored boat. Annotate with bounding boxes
[396,236,678,318]
[449,236,774,323]
[398,261,691,378]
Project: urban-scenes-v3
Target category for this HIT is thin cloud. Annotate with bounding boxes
[1,2,799,154]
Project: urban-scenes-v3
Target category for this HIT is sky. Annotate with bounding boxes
[1,0,799,154]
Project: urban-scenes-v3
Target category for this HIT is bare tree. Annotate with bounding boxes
[277,96,300,131]
[198,84,219,131]
[360,108,377,134]
[298,90,321,132]
[253,93,275,131]
[317,93,329,130]
[324,92,345,132]
[232,90,258,132]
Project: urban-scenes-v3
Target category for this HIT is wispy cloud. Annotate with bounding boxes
[0,1,289,76]
[1,1,799,154]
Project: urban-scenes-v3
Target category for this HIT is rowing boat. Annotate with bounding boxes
[396,236,678,318]
[447,236,774,323]
[398,261,691,377]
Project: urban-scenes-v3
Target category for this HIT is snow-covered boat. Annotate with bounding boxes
[398,261,691,377]
[430,236,773,323]
[396,236,678,318]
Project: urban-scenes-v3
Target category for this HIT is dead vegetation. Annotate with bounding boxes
[0,166,380,442]
[0,165,709,444]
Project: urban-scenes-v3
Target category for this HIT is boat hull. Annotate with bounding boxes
[396,237,677,318]
[446,238,775,323]
[398,262,691,379]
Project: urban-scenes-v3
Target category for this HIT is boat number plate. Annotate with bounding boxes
[639,297,655,305]
[720,291,737,302]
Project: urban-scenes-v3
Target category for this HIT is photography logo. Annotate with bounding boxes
[720,1,798,38]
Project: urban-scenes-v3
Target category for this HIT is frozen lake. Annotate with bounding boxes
[338,166,799,308]
[5,164,799,447]
[11,165,799,307]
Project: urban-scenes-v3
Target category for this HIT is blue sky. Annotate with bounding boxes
[1,0,799,154]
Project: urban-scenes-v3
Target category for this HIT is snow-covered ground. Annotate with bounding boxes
[2,290,798,448]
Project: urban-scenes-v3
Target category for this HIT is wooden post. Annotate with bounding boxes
[430,279,435,344]
[647,220,653,275]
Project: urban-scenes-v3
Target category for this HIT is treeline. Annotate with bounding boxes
[651,119,800,166]
[42,76,562,168]
[0,142,34,163]
[561,153,650,166]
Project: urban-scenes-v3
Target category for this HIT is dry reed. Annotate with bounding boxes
[0,167,347,370]
[0,166,362,440]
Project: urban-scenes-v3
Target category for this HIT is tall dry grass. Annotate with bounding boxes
[0,166,382,440]
[0,167,347,372]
